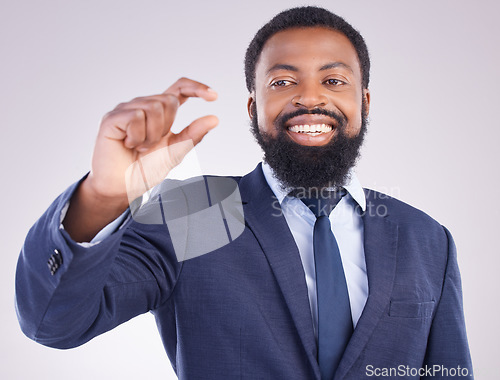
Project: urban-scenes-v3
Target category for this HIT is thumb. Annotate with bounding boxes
[171,115,219,147]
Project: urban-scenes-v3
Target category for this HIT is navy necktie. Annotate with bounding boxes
[301,189,353,380]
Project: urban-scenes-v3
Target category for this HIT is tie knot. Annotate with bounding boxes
[297,189,346,217]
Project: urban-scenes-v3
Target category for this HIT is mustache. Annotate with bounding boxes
[275,108,346,128]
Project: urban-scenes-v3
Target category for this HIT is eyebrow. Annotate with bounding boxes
[266,64,298,75]
[266,62,353,75]
[319,62,353,73]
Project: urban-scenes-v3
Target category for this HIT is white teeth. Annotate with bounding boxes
[288,124,332,134]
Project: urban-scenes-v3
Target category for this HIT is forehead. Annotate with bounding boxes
[256,26,361,78]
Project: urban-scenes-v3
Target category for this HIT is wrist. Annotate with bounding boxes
[62,176,130,243]
[80,175,130,217]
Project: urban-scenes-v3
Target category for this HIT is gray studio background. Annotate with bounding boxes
[1,0,498,378]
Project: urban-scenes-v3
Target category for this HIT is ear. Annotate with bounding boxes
[363,89,371,116]
[247,93,255,119]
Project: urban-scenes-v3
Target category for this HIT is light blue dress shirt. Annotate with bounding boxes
[261,163,369,339]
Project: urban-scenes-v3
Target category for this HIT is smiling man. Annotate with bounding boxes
[16,6,473,380]
[249,26,369,190]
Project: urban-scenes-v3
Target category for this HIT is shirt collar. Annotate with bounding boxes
[261,161,366,211]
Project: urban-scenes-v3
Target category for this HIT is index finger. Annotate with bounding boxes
[163,77,218,105]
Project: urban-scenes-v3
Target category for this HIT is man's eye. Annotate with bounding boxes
[271,80,291,87]
[325,78,345,86]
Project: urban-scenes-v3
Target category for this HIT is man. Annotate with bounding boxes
[15,6,473,379]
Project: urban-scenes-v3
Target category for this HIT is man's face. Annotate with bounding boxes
[248,26,370,189]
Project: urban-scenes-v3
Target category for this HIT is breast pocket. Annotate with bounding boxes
[389,300,435,318]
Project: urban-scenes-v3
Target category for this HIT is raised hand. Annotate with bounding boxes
[64,78,219,241]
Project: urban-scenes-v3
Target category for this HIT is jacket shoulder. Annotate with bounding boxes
[363,188,444,231]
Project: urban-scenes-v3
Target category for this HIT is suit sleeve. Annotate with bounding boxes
[421,227,473,379]
[15,178,182,349]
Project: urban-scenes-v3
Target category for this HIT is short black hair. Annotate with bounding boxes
[244,6,370,92]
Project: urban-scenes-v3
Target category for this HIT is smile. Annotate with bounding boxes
[287,124,333,136]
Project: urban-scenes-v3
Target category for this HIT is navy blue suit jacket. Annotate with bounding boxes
[16,164,472,379]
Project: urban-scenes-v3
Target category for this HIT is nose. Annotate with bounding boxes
[291,82,328,109]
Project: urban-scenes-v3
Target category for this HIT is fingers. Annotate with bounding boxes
[111,94,179,150]
[164,77,218,105]
[100,109,146,149]
[99,78,218,154]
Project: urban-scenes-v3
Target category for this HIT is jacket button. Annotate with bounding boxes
[47,249,63,275]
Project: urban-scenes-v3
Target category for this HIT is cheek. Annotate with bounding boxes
[346,111,362,137]
[340,95,364,137]
[255,93,285,132]
[255,101,268,131]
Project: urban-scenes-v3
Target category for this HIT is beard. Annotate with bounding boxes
[250,101,368,191]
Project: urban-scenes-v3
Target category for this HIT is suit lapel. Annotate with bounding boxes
[335,191,398,379]
[239,165,320,378]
